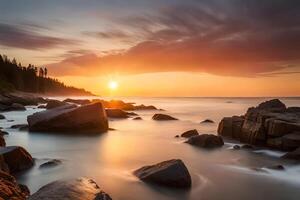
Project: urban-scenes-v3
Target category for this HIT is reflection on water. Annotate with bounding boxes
[1,97,300,200]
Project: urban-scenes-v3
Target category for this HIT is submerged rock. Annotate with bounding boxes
[27,103,108,133]
[45,100,69,109]
[233,145,241,150]
[133,117,142,120]
[29,177,112,200]
[0,170,30,200]
[185,134,224,148]
[39,159,62,169]
[106,109,130,118]
[10,124,29,130]
[200,119,214,123]
[181,129,199,138]
[0,146,34,173]
[152,114,178,121]
[0,114,5,120]
[134,159,191,188]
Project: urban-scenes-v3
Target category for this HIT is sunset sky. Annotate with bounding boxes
[0,0,300,96]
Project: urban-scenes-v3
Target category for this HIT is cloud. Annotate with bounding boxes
[0,23,78,50]
[47,0,300,77]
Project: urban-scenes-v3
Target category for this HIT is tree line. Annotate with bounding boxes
[0,54,92,95]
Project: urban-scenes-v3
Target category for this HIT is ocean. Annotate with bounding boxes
[1,97,300,200]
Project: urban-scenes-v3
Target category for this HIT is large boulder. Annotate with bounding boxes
[29,177,112,200]
[0,170,30,200]
[0,146,34,173]
[0,135,5,147]
[27,103,108,132]
[181,129,199,138]
[185,134,224,148]
[218,99,300,150]
[152,114,178,121]
[134,159,191,188]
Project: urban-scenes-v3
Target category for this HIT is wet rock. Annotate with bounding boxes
[265,165,285,170]
[10,124,28,130]
[0,114,5,120]
[45,100,69,109]
[29,177,112,200]
[11,103,26,111]
[181,129,199,138]
[27,103,108,133]
[185,134,224,148]
[0,135,5,147]
[281,132,300,151]
[134,159,191,188]
[37,105,46,109]
[106,109,130,118]
[0,146,34,173]
[152,114,178,121]
[233,145,241,150]
[200,119,214,123]
[134,104,157,110]
[0,170,30,200]
[175,135,179,138]
[257,99,286,111]
[0,130,9,135]
[133,117,142,120]
[218,116,244,139]
[63,98,91,105]
[281,147,300,160]
[241,144,254,149]
[39,159,62,169]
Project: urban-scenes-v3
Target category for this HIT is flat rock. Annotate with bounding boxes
[181,129,199,138]
[106,109,130,118]
[133,117,142,120]
[27,103,108,132]
[0,146,34,173]
[185,134,224,148]
[134,159,191,188]
[0,170,30,200]
[29,177,112,200]
[152,114,178,121]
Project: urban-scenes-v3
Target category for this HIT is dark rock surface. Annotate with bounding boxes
[0,114,5,120]
[45,100,69,109]
[218,99,300,151]
[0,146,34,173]
[181,129,199,138]
[63,98,91,105]
[185,134,224,148]
[152,114,178,121]
[281,147,300,160]
[134,159,191,188]
[106,109,130,118]
[0,135,5,147]
[133,117,142,120]
[92,99,158,111]
[10,124,29,130]
[0,170,30,200]
[29,177,112,200]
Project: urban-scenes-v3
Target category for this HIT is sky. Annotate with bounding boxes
[0,0,300,97]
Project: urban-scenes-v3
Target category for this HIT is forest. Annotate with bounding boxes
[0,54,93,95]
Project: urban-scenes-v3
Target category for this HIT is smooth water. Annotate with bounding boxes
[1,97,300,200]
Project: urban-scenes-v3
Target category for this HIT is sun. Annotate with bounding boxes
[108,80,119,90]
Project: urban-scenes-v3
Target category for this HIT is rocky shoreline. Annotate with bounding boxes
[0,92,300,199]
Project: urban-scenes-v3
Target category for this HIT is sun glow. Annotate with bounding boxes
[108,80,119,90]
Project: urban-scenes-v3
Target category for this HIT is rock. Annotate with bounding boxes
[63,98,91,105]
[0,114,5,120]
[0,146,34,173]
[265,165,285,170]
[241,144,254,149]
[37,105,46,109]
[11,103,26,111]
[152,114,178,121]
[10,124,29,130]
[106,109,130,118]
[233,145,241,150]
[282,147,300,160]
[39,159,62,169]
[0,130,9,135]
[185,134,224,148]
[0,135,5,147]
[126,112,138,116]
[134,104,157,110]
[133,117,142,120]
[218,116,244,139]
[45,100,69,109]
[181,129,199,138]
[27,103,108,133]
[257,99,286,111]
[0,170,30,200]
[133,159,191,188]
[200,119,214,123]
[267,119,300,137]
[29,177,112,200]
[175,135,179,138]
[281,132,300,151]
